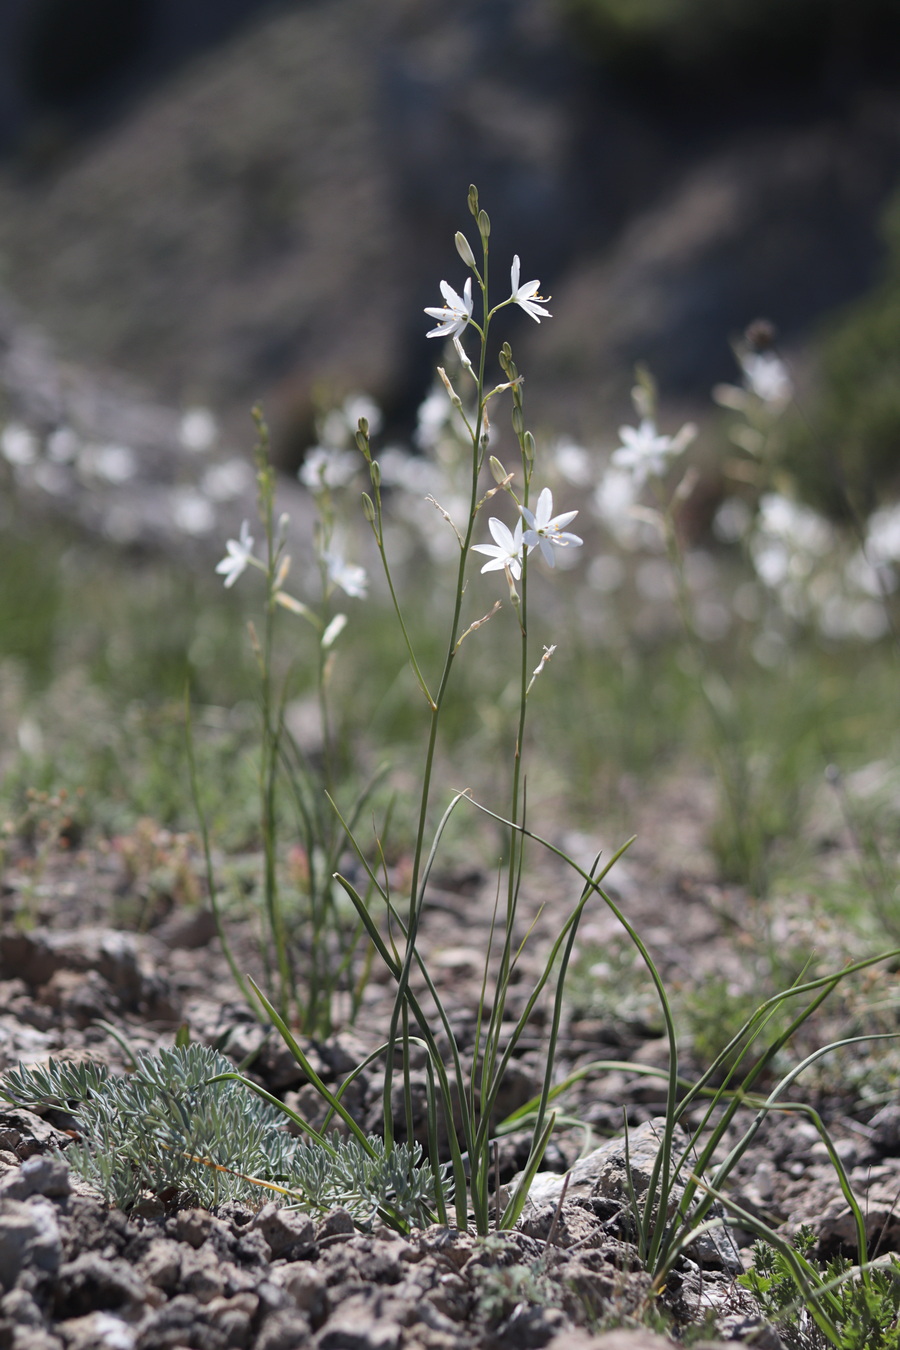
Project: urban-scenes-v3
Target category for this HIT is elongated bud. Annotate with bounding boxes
[477,209,491,239]
[437,366,463,410]
[455,231,477,270]
[511,405,524,436]
[357,416,369,437]
[369,459,381,487]
[355,428,370,457]
[523,431,535,464]
[468,184,479,217]
[489,456,508,485]
[361,492,376,522]
[275,554,291,589]
[322,613,347,649]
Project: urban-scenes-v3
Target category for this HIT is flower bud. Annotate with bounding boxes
[437,367,463,410]
[455,231,477,270]
[467,184,479,217]
[523,431,535,464]
[369,459,381,487]
[355,428,370,457]
[361,492,376,523]
[489,456,508,485]
[511,405,524,436]
[477,209,491,239]
[357,416,369,437]
[322,613,347,649]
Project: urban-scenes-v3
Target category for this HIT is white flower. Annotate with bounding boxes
[520,487,582,567]
[1,423,37,466]
[509,255,551,323]
[179,408,217,452]
[215,520,255,588]
[324,551,368,599]
[740,352,792,405]
[425,278,473,340]
[611,419,677,485]
[866,502,900,564]
[472,516,526,580]
[300,446,359,491]
[172,487,215,537]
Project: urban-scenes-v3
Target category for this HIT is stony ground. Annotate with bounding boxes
[1,782,899,1350]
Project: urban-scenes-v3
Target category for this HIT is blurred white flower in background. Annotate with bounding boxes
[215,521,256,587]
[173,488,215,536]
[323,550,368,599]
[202,458,255,502]
[320,394,382,449]
[551,437,593,486]
[46,427,80,463]
[1,423,37,466]
[611,418,696,486]
[866,502,900,564]
[78,443,137,485]
[299,446,359,491]
[179,408,218,452]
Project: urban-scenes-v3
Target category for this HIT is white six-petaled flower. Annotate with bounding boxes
[425,279,474,340]
[324,550,368,599]
[612,418,696,487]
[215,520,256,588]
[472,516,526,580]
[520,487,582,567]
[509,256,552,323]
[611,419,676,486]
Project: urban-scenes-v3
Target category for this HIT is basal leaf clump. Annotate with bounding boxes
[0,1043,442,1227]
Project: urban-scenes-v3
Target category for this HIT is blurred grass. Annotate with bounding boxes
[2,512,898,907]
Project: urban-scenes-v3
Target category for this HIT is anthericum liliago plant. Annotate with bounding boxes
[206,190,900,1302]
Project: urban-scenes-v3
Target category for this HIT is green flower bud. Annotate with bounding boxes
[357,416,369,437]
[468,184,479,217]
[370,459,381,487]
[355,429,370,457]
[511,405,524,436]
[454,231,477,270]
[361,492,376,523]
[489,456,508,485]
[523,431,535,464]
[477,209,491,239]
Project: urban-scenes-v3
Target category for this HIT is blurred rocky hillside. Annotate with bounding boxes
[0,0,897,478]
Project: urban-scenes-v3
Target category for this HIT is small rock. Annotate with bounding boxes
[0,1286,45,1327]
[315,1295,402,1350]
[3,1330,64,1350]
[56,1311,137,1350]
[180,1247,228,1304]
[0,1198,61,1290]
[316,1209,355,1243]
[250,1203,316,1259]
[52,1252,146,1319]
[0,1111,71,1159]
[869,1102,900,1153]
[275,1262,326,1319]
[173,1208,214,1249]
[256,1308,312,1350]
[135,1238,182,1292]
[0,1155,70,1202]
